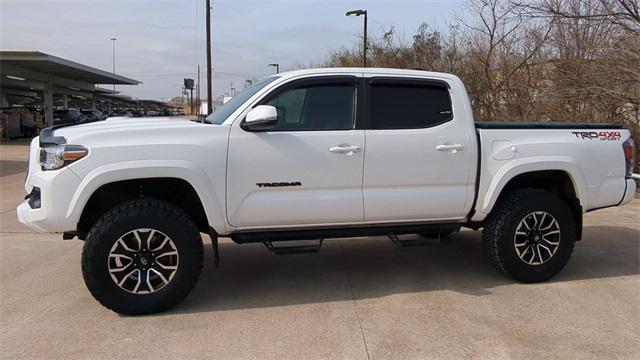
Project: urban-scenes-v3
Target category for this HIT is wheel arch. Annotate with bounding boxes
[68,160,228,236]
[474,157,587,222]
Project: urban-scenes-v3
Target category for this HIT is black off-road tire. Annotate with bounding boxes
[82,199,203,315]
[482,188,576,283]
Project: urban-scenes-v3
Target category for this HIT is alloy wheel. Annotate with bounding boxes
[108,228,179,294]
[514,211,561,265]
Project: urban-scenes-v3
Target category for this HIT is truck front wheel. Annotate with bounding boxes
[81,199,203,315]
[482,188,576,283]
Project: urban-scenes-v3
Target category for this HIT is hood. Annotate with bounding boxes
[47,117,214,146]
[55,117,198,138]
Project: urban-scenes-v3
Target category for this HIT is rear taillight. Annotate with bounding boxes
[623,138,635,177]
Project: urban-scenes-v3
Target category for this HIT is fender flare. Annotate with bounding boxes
[474,156,588,220]
[66,160,229,234]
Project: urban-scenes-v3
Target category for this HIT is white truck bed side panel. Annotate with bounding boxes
[472,128,629,221]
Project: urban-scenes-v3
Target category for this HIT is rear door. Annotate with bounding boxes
[362,76,474,221]
[226,75,366,228]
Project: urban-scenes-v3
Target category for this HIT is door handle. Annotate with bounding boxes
[329,145,361,155]
[436,144,464,152]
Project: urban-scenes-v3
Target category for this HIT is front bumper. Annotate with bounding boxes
[17,167,81,233]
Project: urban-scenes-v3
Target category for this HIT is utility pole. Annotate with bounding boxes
[206,0,213,115]
[190,87,194,116]
[197,64,201,116]
[110,37,117,91]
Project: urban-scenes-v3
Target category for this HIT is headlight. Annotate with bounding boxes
[39,145,89,171]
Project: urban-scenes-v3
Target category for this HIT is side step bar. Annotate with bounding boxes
[388,233,441,248]
[264,239,324,255]
[231,222,461,244]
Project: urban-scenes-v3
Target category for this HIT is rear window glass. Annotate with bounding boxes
[370,81,453,129]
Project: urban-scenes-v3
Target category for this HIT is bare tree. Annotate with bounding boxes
[323,0,638,154]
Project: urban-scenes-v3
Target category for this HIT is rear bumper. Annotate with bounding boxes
[619,178,637,206]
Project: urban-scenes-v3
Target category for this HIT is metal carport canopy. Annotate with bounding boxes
[0,51,139,85]
[0,51,140,126]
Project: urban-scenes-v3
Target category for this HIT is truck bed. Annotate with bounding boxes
[475,121,623,129]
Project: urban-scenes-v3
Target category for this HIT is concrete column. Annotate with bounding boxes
[91,96,96,110]
[0,90,8,107]
[44,81,54,127]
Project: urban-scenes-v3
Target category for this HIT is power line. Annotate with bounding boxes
[132,70,254,77]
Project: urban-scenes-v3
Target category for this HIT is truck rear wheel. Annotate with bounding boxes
[482,188,576,283]
[81,199,203,315]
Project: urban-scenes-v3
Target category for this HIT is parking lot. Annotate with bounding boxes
[1,140,639,359]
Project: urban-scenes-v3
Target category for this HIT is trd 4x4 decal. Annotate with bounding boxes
[572,131,621,141]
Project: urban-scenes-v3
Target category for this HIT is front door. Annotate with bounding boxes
[226,76,365,228]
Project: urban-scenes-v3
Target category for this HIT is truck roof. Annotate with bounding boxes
[275,67,461,82]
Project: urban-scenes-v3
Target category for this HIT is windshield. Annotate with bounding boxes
[205,76,279,125]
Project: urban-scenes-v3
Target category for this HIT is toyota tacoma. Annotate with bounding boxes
[17,68,638,315]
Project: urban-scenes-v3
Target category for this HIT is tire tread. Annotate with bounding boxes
[81,199,203,315]
[482,188,576,282]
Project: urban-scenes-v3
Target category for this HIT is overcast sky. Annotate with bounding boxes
[0,0,465,101]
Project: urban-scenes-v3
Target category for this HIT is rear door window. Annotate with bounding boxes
[369,80,453,129]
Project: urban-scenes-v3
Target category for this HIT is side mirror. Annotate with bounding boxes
[241,105,278,132]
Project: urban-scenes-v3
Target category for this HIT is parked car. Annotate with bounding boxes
[101,110,114,118]
[18,68,637,315]
[111,110,133,117]
[130,109,144,117]
[53,109,86,125]
[81,110,104,123]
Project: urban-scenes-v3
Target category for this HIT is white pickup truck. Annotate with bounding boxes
[17,68,637,315]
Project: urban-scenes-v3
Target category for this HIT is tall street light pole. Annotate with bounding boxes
[345,9,367,67]
[110,37,117,91]
[206,0,213,115]
[268,63,280,74]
